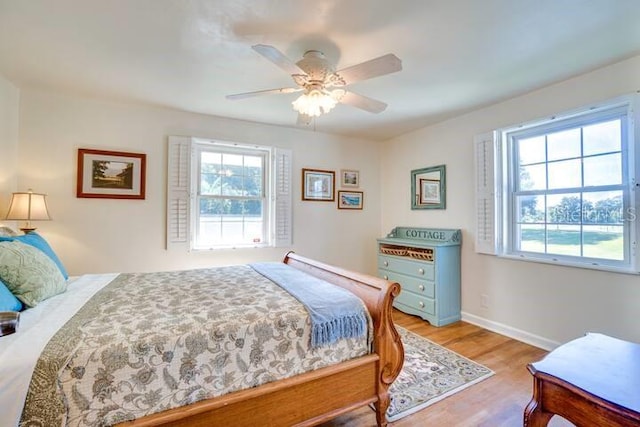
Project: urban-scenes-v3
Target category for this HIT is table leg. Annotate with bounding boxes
[523,377,553,427]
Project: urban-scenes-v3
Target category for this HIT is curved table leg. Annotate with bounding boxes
[524,395,553,427]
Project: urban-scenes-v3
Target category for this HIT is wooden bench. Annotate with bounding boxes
[524,333,640,426]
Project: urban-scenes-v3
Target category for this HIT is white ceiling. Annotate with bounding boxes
[1,0,639,141]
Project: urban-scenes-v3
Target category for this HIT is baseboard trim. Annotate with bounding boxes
[461,312,561,351]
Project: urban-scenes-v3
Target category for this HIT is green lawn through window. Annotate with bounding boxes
[519,228,623,260]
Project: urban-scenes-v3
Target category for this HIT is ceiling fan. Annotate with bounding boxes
[226,44,402,124]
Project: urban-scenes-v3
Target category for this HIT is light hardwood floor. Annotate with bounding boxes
[321,310,573,427]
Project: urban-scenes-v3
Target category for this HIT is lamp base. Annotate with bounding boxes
[19,227,37,234]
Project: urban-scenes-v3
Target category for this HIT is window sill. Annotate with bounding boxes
[191,244,270,251]
[498,252,640,275]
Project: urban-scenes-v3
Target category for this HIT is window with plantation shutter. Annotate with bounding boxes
[166,136,292,250]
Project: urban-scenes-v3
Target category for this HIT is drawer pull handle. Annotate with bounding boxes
[419,301,425,308]
[418,268,424,275]
[383,275,388,280]
[418,284,425,291]
[383,261,388,267]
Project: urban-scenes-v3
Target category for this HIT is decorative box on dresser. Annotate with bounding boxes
[377,227,461,326]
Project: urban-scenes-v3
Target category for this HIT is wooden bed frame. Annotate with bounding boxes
[119,252,404,427]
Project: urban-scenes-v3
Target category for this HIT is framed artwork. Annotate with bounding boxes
[77,148,147,199]
[338,191,364,210]
[411,164,446,209]
[419,179,441,204]
[302,168,335,201]
[340,169,360,188]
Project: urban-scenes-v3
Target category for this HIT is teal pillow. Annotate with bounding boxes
[0,278,22,311]
[0,232,68,279]
[0,240,67,307]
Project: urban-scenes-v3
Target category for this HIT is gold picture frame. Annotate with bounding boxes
[77,148,146,199]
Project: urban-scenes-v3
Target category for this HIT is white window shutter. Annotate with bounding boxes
[166,136,191,250]
[474,132,497,255]
[273,148,292,247]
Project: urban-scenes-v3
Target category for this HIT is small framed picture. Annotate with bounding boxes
[302,168,335,201]
[419,179,441,204]
[338,191,364,210]
[340,169,360,188]
[77,148,146,199]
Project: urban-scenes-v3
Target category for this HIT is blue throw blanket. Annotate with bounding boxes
[250,262,368,348]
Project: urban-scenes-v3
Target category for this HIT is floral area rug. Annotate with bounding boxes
[386,326,494,422]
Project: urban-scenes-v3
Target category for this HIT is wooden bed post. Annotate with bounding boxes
[372,273,404,426]
[283,252,404,426]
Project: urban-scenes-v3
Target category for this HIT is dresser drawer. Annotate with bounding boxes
[378,270,435,299]
[378,255,435,280]
[395,291,436,316]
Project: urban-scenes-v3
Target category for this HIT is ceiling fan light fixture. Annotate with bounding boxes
[292,89,338,117]
[230,45,402,121]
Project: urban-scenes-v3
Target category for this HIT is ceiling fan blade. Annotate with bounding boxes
[336,53,402,85]
[252,44,307,76]
[226,87,301,100]
[296,113,313,126]
[339,91,388,114]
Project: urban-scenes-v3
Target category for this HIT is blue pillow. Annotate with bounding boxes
[0,232,68,279]
[0,278,22,311]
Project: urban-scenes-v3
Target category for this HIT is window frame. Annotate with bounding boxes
[494,95,639,274]
[192,141,271,250]
[165,135,293,252]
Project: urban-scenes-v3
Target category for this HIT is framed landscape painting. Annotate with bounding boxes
[338,191,364,210]
[77,148,147,199]
[340,169,360,188]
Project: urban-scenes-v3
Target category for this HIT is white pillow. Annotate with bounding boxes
[0,226,18,237]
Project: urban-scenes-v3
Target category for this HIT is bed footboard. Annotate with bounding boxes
[283,252,404,426]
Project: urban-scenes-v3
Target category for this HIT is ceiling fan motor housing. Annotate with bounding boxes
[296,50,336,84]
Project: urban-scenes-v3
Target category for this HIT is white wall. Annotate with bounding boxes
[16,89,382,276]
[381,55,640,348]
[12,56,640,349]
[0,75,19,210]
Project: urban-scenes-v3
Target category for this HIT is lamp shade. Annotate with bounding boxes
[5,189,50,232]
[292,88,345,118]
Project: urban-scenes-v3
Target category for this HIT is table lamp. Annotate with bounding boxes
[4,189,51,233]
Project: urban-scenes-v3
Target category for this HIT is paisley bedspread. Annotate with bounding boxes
[20,265,372,426]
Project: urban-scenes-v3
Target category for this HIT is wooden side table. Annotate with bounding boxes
[524,333,640,426]
[0,311,20,336]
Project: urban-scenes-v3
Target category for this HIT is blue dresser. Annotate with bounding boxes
[377,227,461,326]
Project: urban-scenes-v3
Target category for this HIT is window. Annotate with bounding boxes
[476,95,639,273]
[167,136,292,250]
[195,146,267,248]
